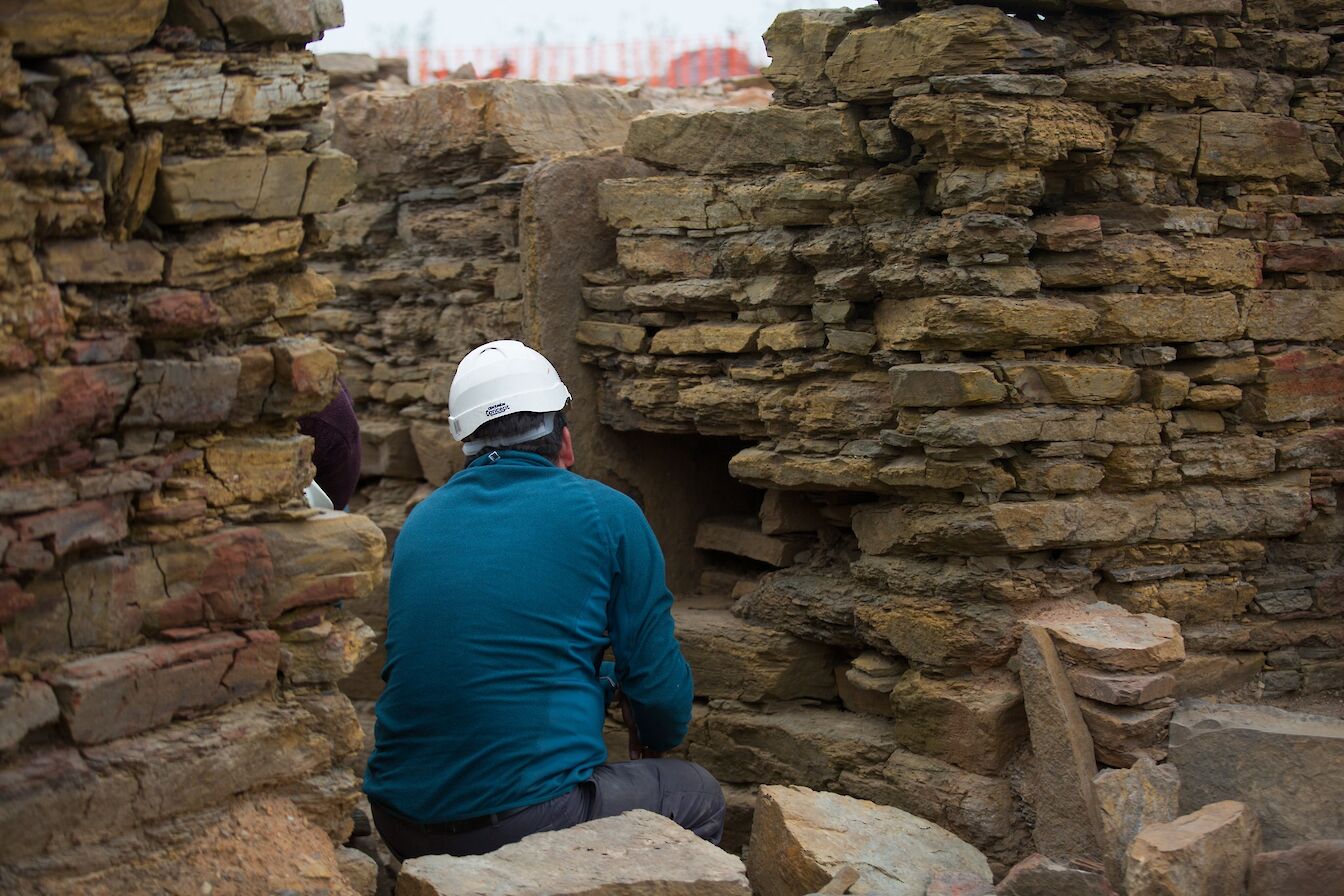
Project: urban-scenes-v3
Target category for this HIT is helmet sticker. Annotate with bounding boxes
[485,402,510,417]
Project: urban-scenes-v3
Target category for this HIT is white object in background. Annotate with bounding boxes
[304,480,334,510]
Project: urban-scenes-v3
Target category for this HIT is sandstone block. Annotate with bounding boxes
[1017,626,1103,860]
[122,52,329,127]
[746,785,992,896]
[893,95,1112,167]
[1067,669,1175,707]
[1075,292,1241,346]
[1243,347,1344,423]
[1125,801,1260,896]
[165,0,342,43]
[1036,235,1260,290]
[45,631,277,744]
[1197,113,1328,183]
[259,513,385,616]
[890,670,1026,775]
[673,606,836,702]
[651,322,761,355]
[1117,112,1201,173]
[204,435,311,505]
[762,8,864,105]
[1074,0,1239,13]
[409,419,465,486]
[335,80,651,192]
[935,165,1044,210]
[1168,701,1344,849]
[266,337,338,418]
[1003,363,1139,406]
[759,489,824,535]
[995,854,1114,895]
[854,479,1309,557]
[758,321,825,352]
[824,7,1067,102]
[0,0,167,54]
[855,594,1019,670]
[836,651,905,717]
[1064,64,1292,113]
[358,419,421,479]
[1079,698,1176,767]
[1244,290,1344,342]
[1277,426,1344,470]
[146,527,272,630]
[152,152,314,224]
[1172,653,1263,699]
[280,614,376,686]
[0,698,338,863]
[575,320,646,353]
[123,357,241,430]
[1042,607,1185,674]
[1093,757,1181,887]
[299,148,357,214]
[1031,215,1103,251]
[0,680,59,751]
[14,496,130,558]
[598,177,717,230]
[625,106,865,174]
[876,296,1099,351]
[399,810,749,896]
[695,516,806,568]
[1249,840,1344,896]
[40,239,163,285]
[165,219,304,290]
[889,364,1005,407]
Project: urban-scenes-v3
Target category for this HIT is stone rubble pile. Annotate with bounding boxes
[576,0,1344,872]
[0,1,385,891]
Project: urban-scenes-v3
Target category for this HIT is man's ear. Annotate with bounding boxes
[557,426,575,470]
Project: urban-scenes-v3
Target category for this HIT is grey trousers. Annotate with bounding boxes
[370,759,726,860]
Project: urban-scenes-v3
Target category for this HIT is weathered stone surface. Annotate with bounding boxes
[152,152,315,223]
[0,680,59,751]
[121,52,330,127]
[259,513,386,615]
[1249,840,1344,896]
[1197,113,1328,182]
[1079,698,1176,767]
[204,435,311,505]
[165,219,305,290]
[279,614,376,686]
[1064,64,1292,112]
[762,8,864,106]
[652,322,761,355]
[335,80,651,192]
[889,364,1006,407]
[40,239,163,284]
[1074,0,1239,14]
[1036,236,1260,290]
[1168,702,1344,849]
[1017,626,1103,860]
[45,631,278,744]
[1042,608,1184,674]
[746,784,992,896]
[836,651,905,717]
[1094,757,1181,887]
[674,605,837,702]
[1067,669,1175,706]
[1003,363,1139,406]
[1243,347,1344,423]
[876,296,1099,351]
[696,517,806,567]
[123,357,241,430]
[893,95,1112,167]
[1124,801,1260,896]
[825,8,1069,102]
[399,810,750,896]
[995,854,1115,896]
[576,320,646,353]
[165,0,342,43]
[1244,290,1344,342]
[0,0,168,54]
[626,107,865,174]
[890,670,1026,775]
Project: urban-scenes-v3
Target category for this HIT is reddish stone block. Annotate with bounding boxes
[267,337,337,417]
[133,289,222,337]
[45,630,279,744]
[1264,242,1344,272]
[1243,348,1344,423]
[0,364,136,466]
[1031,215,1103,251]
[0,283,69,370]
[15,495,130,557]
[147,527,274,630]
[63,548,156,650]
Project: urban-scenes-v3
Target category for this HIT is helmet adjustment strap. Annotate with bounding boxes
[461,412,558,457]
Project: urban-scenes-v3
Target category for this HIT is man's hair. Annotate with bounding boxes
[470,410,566,462]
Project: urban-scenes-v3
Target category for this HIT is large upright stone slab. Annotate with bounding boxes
[1124,801,1260,896]
[397,810,750,896]
[746,785,992,896]
[1168,701,1344,849]
[1017,626,1103,860]
[1249,840,1344,896]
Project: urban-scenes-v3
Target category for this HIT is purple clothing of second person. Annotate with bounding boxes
[298,381,361,509]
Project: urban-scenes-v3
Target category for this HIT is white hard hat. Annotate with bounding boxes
[447,340,571,446]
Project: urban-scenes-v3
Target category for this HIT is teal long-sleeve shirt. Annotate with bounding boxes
[363,450,693,823]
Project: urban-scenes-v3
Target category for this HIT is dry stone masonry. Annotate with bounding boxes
[580,0,1344,871]
[0,1,385,891]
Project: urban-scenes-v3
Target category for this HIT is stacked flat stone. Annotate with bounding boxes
[581,0,1344,869]
[0,2,386,891]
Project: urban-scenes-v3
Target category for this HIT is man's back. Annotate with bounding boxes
[364,450,692,824]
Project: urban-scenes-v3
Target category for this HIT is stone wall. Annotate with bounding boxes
[582,0,1344,868]
[0,2,386,891]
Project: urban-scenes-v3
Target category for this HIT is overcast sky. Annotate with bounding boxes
[315,0,859,59]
